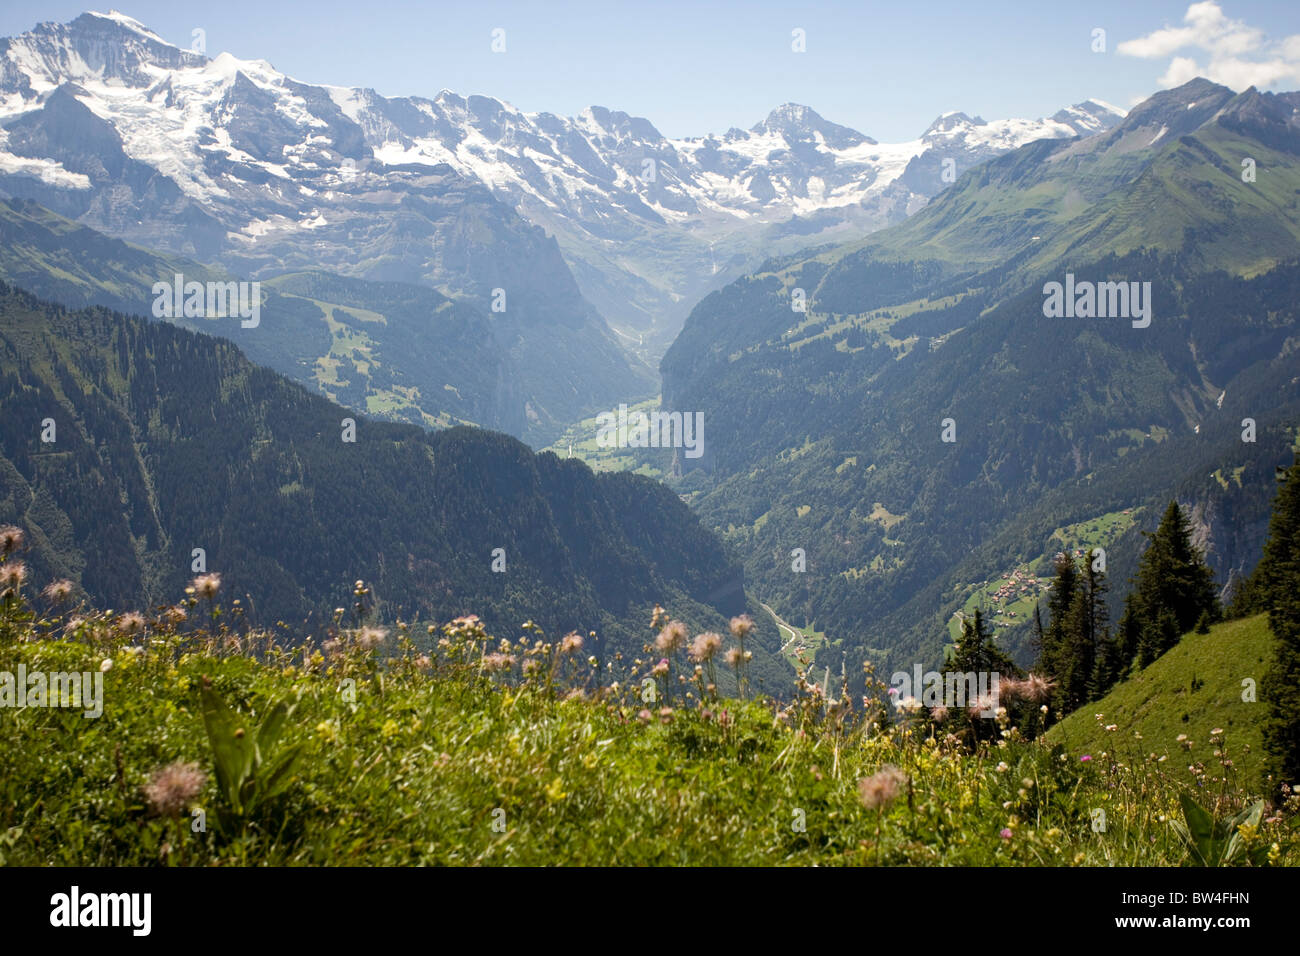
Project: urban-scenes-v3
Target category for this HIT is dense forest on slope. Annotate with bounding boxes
[656,82,1300,686]
[0,283,787,684]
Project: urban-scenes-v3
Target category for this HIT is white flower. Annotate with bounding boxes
[100,659,113,672]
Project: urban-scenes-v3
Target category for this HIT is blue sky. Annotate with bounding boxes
[3,1,1298,140]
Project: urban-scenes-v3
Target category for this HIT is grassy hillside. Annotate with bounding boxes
[0,590,1291,866]
[1046,615,1274,788]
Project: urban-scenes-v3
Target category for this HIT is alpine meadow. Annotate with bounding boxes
[1,0,1300,912]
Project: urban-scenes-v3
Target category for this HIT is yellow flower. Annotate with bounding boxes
[316,720,337,743]
[545,777,567,802]
[381,718,400,739]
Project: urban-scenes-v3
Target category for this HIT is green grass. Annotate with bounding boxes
[542,397,664,476]
[1,591,1291,867]
[1046,614,1274,789]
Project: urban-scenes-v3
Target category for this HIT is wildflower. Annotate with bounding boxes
[636,708,652,724]
[996,761,1010,772]
[0,561,28,591]
[1000,828,1013,840]
[931,705,949,723]
[191,573,221,600]
[689,631,722,662]
[1080,755,1092,762]
[117,611,145,636]
[1019,673,1055,703]
[895,695,922,713]
[356,626,387,650]
[655,620,688,654]
[164,605,187,625]
[483,652,515,673]
[143,761,206,818]
[658,707,674,724]
[724,647,744,668]
[650,658,669,678]
[559,632,584,655]
[729,614,755,640]
[857,765,908,811]
[41,579,74,603]
[100,658,113,672]
[413,655,431,671]
[0,526,23,553]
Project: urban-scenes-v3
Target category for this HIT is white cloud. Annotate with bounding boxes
[1119,1,1300,91]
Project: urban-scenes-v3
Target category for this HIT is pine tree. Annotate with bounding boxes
[950,607,1016,675]
[1058,549,1109,710]
[1260,455,1300,795]
[1118,500,1220,670]
[1034,552,1078,700]
[945,608,1018,745]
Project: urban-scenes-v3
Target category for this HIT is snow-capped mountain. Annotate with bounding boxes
[0,11,1125,359]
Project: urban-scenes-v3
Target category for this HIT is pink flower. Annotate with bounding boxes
[1080,755,1092,762]
[1000,828,1012,840]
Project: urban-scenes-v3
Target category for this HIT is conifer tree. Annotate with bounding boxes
[1260,455,1300,794]
[1118,500,1219,669]
[1059,550,1109,710]
[942,608,1020,745]
[1035,553,1077,693]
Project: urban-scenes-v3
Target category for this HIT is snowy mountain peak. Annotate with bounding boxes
[4,10,205,93]
[0,11,1130,354]
[751,103,876,147]
[925,111,984,134]
[83,9,170,43]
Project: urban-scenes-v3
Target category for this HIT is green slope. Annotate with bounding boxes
[1045,614,1273,788]
[0,197,653,445]
[656,80,1300,687]
[0,281,789,682]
